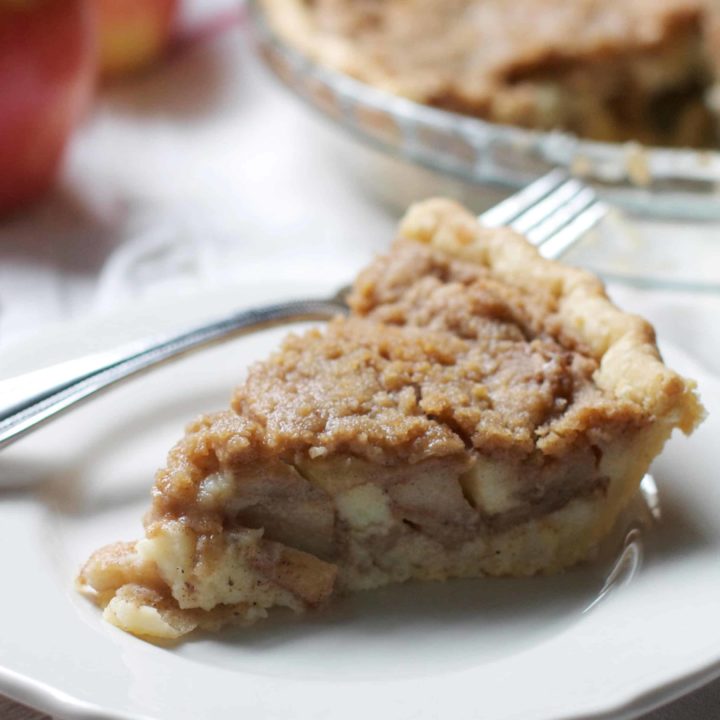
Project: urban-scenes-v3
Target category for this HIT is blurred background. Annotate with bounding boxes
[0,0,400,348]
[1,0,718,353]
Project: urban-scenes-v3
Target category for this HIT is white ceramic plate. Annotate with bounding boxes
[1,269,719,720]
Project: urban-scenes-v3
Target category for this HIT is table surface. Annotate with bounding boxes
[0,2,718,718]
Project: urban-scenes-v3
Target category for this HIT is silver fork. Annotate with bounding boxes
[0,171,607,450]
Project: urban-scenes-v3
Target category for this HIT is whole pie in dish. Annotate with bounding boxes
[78,200,704,640]
[260,0,720,147]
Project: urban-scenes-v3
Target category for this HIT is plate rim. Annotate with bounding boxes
[3,654,720,720]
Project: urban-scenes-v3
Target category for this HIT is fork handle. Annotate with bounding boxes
[0,298,345,451]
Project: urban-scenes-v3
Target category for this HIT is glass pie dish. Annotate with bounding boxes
[247,0,720,290]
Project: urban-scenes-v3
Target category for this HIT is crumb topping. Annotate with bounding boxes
[229,238,645,464]
[302,0,702,85]
[263,0,714,145]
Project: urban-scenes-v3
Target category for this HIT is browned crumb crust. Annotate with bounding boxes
[261,0,719,146]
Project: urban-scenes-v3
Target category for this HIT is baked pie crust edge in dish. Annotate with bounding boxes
[77,199,705,640]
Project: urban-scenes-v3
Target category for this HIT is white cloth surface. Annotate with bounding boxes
[0,2,719,717]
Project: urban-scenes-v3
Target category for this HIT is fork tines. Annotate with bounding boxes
[478,170,608,260]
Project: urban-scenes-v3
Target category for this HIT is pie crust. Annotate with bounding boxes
[78,199,704,639]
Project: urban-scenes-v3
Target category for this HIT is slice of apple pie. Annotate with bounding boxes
[78,199,704,640]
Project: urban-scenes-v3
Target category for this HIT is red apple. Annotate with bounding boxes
[0,0,96,215]
[96,0,179,80]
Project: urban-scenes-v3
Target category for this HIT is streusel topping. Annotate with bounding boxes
[233,314,642,462]
[290,0,702,99]
[265,0,715,145]
[225,232,646,466]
